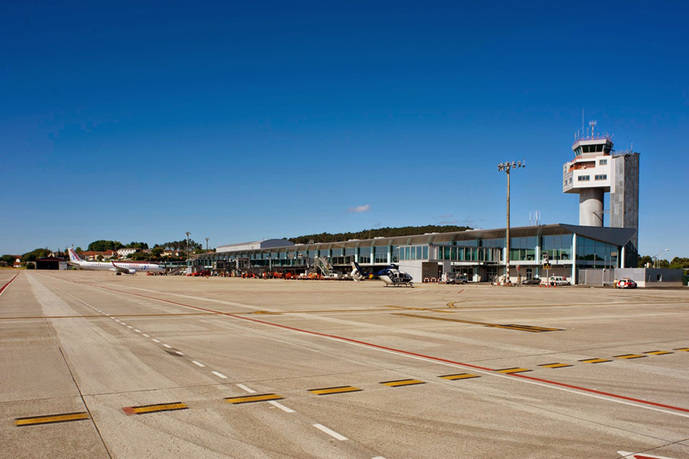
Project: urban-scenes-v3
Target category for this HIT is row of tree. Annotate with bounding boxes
[288,225,472,244]
[637,256,689,269]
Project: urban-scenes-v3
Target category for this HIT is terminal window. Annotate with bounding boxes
[577,175,590,181]
[595,174,607,180]
[599,159,607,165]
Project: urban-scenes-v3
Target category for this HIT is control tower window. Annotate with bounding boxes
[599,159,607,165]
[578,175,590,181]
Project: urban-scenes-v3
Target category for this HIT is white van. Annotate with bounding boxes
[547,276,570,286]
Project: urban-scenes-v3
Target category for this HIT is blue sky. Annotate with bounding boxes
[1,1,688,258]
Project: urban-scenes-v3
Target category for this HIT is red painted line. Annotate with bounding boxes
[93,284,689,415]
[0,273,19,296]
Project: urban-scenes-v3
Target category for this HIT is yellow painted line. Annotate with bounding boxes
[124,402,188,415]
[673,347,689,352]
[644,350,673,355]
[224,393,283,404]
[579,358,612,364]
[309,386,362,395]
[538,363,573,368]
[613,354,647,359]
[15,411,89,426]
[251,310,281,315]
[380,379,425,387]
[495,367,531,374]
[446,301,457,308]
[439,373,480,380]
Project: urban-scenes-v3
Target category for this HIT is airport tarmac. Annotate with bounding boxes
[1,270,688,458]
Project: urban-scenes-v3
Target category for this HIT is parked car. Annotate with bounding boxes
[446,273,468,284]
[521,277,541,285]
[616,278,637,289]
[547,276,570,286]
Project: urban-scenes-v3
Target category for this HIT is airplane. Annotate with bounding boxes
[67,248,165,275]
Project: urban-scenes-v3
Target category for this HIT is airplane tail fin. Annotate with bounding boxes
[67,248,82,263]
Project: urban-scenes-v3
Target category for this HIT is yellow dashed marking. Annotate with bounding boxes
[538,362,573,368]
[380,379,425,387]
[496,367,531,374]
[579,358,612,364]
[614,354,646,359]
[224,393,283,404]
[673,347,689,352]
[309,386,362,395]
[15,412,90,426]
[251,310,281,315]
[124,402,188,415]
[644,350,672,355]
[439,373,480,380]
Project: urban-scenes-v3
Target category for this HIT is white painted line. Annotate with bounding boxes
[313,423,347,441]
[212,371,228,379]
[269,401,295,413]
[192,360,206,368]
[134,329,141,333]
[127,325,133,329]
[152,338,160,343]
[163,344,172,349]
[142,333,150,338]
[372,456,386,459]
[236,383,256,393]
[175,351,184,356]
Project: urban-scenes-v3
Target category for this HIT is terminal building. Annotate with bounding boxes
[195,128,643,284]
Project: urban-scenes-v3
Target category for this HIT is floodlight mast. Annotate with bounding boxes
[497,161,525,284]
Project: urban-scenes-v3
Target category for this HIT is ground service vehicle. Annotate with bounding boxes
[616,278,637,289]
[547,276,570,286]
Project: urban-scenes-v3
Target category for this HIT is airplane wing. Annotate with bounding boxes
[111,262,136,274]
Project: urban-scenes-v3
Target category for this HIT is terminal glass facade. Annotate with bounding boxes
[576,236,618,267]
[542,234,572,261]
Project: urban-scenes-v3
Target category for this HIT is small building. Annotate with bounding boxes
[36,257,68,270]
[117,248,138,258]
[81,250,116,261]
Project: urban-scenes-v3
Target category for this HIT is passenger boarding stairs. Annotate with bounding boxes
[313,257,333,276]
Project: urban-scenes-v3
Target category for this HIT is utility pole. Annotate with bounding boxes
[497,161,525,284]
[185,232,191,267]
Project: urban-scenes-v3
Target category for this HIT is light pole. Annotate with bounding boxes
[185,232,191,267]
[497,160,525,284]
[653,248,669,268]
[205,237,209,252]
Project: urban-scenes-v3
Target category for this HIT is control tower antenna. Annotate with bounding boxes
[581,109,585,137]
[589,120,597,138]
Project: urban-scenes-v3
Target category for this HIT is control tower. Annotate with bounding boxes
[562,123,639,248]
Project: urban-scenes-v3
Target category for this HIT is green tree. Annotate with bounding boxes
[670,257,689,269]
[637,255,653,268]
[288,225,472,244]
[129,251,150,261]
[22,248,51,262]
[126,241,149,250]
[1,254,16,265]
[87,240,123,251]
